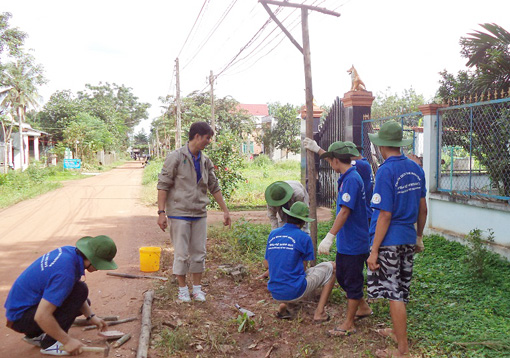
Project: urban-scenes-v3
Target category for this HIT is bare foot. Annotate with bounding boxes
[375,328,397,343]
[313,312,330,323]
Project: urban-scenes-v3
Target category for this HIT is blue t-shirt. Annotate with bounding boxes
[369,155,427,246]
[265,223,314,301]
[352,158,374,218]
[336,166,370,255]
[5,246,85,321]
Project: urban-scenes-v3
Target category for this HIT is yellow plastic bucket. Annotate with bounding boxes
[139,247,162,272]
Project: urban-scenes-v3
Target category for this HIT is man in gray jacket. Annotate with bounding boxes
[157,122,231,302]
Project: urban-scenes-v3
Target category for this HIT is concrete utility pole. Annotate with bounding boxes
[210,70,215,133]
[175,58,182,149]
[260,0,340,264]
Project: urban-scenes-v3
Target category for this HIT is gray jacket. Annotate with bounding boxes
[157,146,220,217]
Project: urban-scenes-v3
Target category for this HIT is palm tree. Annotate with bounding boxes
[461,23,510,93]
[0,52,46,171]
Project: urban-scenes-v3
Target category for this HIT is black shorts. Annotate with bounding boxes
[336,252,369,300]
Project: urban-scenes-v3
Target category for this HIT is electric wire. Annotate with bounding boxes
[177,0,211,58]
[182,0,239,71]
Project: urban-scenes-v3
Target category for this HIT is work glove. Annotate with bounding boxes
[415,235,424,253]
[303,138,321,153]
[318,232,335,255]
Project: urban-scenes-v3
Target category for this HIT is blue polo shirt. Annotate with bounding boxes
[352,158,374,219]
[5,246,85,321]
[369,155,427,246]
[336,166,370,255]
[265,224,314,301]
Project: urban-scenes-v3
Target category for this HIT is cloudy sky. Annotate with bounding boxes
[3,0,509,133]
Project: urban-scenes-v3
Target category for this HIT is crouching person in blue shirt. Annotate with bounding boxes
[367,120,427,358]
[265,201,336,323]
[4,235,118,356]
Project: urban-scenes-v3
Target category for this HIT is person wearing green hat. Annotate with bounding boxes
[259,180,310,280]
[304,140,372,336]
[366,120,427,358]
[264,201,336,322]
[4,235,118,356]
[265,180,310,231]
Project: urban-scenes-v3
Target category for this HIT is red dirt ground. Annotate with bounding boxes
[0,162,399,357]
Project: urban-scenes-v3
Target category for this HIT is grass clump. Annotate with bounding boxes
[0,163,86,208]
[155,327,192,355]
[409,234,510,357]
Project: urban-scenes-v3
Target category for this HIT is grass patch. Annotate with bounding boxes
[209,221,510,357]
[140,157,302,209]
[0,164,87,209]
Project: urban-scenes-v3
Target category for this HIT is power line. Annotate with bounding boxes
[182,0,240,71]
[177,0,211,58]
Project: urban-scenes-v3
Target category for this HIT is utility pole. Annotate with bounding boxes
[209,70,215,133]
[260,0,340,263]
[175,58,182,149]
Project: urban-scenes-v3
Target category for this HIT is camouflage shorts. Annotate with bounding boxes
[367,245,414,303]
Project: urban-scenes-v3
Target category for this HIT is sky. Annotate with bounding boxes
[3,0,510,134]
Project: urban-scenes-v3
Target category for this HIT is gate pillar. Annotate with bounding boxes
[341,91,375,147]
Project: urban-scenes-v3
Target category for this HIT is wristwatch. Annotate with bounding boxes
[157,210,166,215]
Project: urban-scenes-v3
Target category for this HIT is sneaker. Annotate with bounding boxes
[177,289,191,302]
[40,341,69,356]
[23,333,46,347]
[192,290,206,302]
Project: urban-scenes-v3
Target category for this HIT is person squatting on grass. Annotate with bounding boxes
[303,139,372,336]
[4,235,118,356]
[259,180,310,279]
[157,121,231,303]
[366,120,428,358]
[265,201,336,323]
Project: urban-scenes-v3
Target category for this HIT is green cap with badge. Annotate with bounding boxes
[368,120,413,147]
[76,235,118,270]
[282,201,315,222]
[319,141,360,160]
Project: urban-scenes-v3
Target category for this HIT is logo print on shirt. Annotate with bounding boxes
[372,193,381,204]
[342,193,351,202]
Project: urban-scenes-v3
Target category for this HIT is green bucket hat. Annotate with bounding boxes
[265,181,293,206]
[282,201,315,222]
[76,235,118,270]
[319,141,360,160]
[368,120,413,147]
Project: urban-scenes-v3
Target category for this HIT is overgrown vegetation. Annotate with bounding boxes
[209,223,510,357]
[140,155,302,209]
[0,163,86,208]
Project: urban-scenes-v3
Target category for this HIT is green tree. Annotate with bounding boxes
[436,23,510,197]
[371,87,425,119]
[0,12,27,68]
[134,129,148,145]
[268,102,301,158]
[33,90,83,141]
[0,52,46,172]
[62,113,113,160]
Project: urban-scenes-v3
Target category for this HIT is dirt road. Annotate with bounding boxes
[0,161,332,356]
[0,162,164,356]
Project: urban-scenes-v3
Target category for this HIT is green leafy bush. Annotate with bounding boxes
[206,131,245,204]
[463,228,496,280]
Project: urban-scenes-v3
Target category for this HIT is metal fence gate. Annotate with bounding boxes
[314,97,344,207]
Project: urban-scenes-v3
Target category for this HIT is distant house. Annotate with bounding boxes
[0,119,51,172]
[238,104,273,157]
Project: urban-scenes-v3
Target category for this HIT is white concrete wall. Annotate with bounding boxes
[426,193,510,246]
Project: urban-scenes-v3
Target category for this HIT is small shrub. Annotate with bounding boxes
[235,312,255,333]
[252,154,273,167]
[463,228,496,279]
